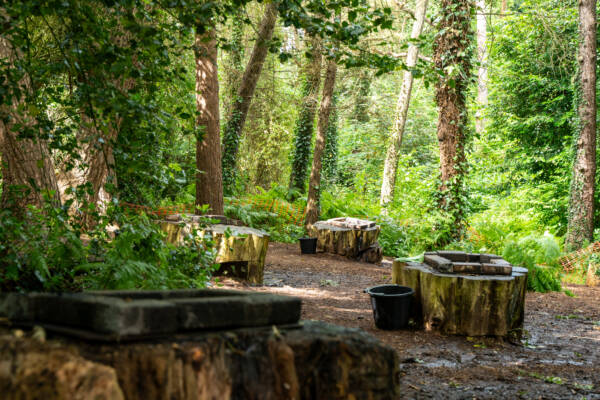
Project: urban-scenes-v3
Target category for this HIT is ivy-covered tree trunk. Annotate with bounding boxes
[289,37,322,195]
[221,2,278,196]
[475,0,488,134]
[223,9,245,119]
[0,35,60,211]
[56,29,135,227]
[380,0,429,210]
[322,92,339,185]
[566,0,596,250]
[305,58,337,228]
[433,0,474,242]
[353,71,371,123]
[194,27,224,215]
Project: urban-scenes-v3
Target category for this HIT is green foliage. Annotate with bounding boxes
[0,203,217,292]
[502,233,563,292]
[224,186,305,242]
[483,0,578,233]
[81,214,217,290]
[288,62,321,195]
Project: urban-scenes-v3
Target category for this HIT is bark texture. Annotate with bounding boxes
[308,221,382,263]
[566,0,597,250]
[56,29,135,226]
[195,27,224,215]
[289,37,323,194]
[305,58,337,228]
[221,2,279,195]
[433,0,474,241]
[392,261,528,337]
[0,36,60,211]
[475,0,488,134]
[0,322,400,400]
[380,0,429,209]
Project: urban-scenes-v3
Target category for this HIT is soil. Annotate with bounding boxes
[214,242,600,399]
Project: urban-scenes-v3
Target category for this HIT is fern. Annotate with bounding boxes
[502,233,563,292]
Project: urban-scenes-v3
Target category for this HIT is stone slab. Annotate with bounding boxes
[481,263,512,276]
[423,254,453,272]
[437,250,468,262]
[0,289,301,341]
[452,262,482,274]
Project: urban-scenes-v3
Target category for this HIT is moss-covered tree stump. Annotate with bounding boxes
[392,261,528,337]
[308,219,382,263]
[160,219,269,284]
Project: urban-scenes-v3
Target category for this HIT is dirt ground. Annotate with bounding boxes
[214,242,600,399]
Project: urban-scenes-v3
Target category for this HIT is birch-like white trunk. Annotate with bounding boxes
[475,0,488,134]
[380,0,429,209]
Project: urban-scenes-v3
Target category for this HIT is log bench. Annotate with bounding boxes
[160,216,269,284]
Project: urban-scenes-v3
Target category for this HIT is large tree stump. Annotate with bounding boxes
[160,219,269,284]
[392,261,528,337]
[308,219,382,263]
[0,321,400,400]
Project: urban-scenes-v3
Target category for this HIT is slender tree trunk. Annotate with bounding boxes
[322,92,339,185]
[353,71,371,123]
[305,58,337,228]
[223,9,245,119]
[222,2,278,196]
[195,27,224,215]
[434,0,474,242]
[289,37,322,195]
[475,0,488,134]
[566,0,597,250]
[380,0,429,209]
[0,36,60,211]
[500,0,507,14]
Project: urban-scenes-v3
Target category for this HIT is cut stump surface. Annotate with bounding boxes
[392,261,528,337]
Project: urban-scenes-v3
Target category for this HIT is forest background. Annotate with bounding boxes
[0,0,593,292]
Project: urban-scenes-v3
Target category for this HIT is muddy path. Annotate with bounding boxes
[215,242,600,399]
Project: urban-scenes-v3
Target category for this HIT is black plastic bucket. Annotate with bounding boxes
[366,284,414,330]
[299,237,318,254]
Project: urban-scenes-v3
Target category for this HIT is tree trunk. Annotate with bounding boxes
[223,9,245,119]
[322,92,339,185]
[56,31,135,227]
[0,36,60,211]
[222,2,278,196]
[352,71,371,122]
[379,0,429,209]
[289,37,323,195]
[566,0,596,250]
[475,0,488,134]
[305,58,337,228]
[500,0,507,14]
[195,27,224,215]
[433,0,474,243]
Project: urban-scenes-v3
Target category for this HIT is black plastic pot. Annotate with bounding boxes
[299,237,318,254]
[365,284,414,330]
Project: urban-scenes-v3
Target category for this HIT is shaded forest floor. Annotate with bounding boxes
[214,242,600,399]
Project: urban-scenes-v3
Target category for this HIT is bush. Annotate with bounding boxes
[0,202,218,292]
[502,233,563,292]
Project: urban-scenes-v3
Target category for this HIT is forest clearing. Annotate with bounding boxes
[2,0,600,398]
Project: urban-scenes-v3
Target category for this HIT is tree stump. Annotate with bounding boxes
[308,219,382,263]
[392,261,528,337]
[160,219,269,284]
